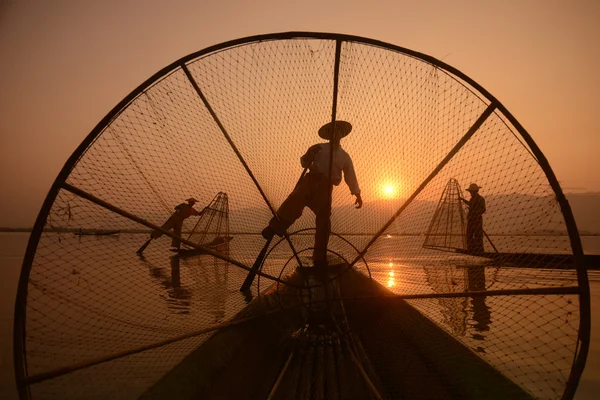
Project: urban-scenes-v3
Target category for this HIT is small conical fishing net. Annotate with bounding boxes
[423,178,467,252]
[186,192,230,249]
[14,33,590,400]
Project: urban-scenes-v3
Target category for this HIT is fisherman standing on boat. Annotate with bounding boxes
[154,198,202,248]
[461,184,486,254]
[261,121,362,267]
[137,198,202,254]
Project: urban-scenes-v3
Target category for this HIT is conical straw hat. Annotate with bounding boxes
[318,120,352,140]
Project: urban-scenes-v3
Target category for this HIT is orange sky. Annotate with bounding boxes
[0,0,599,227]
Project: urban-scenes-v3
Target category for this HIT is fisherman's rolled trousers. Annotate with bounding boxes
[466,216,484,254]
[268,172,331,265]
[151,215,184,248]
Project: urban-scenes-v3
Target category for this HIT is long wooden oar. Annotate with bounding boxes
[483,229,498,253]
[136,237,153,255]
[240,236,273,292]
[137,208,180,255]
[240,168,308,292]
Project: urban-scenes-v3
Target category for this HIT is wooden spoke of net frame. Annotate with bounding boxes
[303,285,582,304]
[325,40,343,245]
[21,302,305,387]
[180,64,305,269]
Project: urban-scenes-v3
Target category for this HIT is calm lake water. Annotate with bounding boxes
[1,232,599,399]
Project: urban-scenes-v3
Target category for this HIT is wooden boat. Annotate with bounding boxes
[172,236,234,256]
[141,263,534,400]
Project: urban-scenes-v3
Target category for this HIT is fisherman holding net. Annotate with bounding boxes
[261,121,363,267]
[460,183,486,254]
[137,197,203,254]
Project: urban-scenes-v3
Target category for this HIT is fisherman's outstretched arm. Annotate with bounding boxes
[343,158,362,208]
[195,206,209,217]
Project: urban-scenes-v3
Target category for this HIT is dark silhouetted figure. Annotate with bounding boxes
[262,121,362,267]
[461,183,486,254]
[152,198,202,248]
[137,198,202,254]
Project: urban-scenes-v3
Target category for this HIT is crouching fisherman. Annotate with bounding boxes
[137,197,202,254]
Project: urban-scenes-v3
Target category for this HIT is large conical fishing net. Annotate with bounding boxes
[14,33,590,400]
[185,192,230,251]
[423,178,468,252]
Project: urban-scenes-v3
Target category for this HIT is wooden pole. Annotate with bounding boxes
[136,238,153,254]
[240,236,272,292]
[483,229,499,253]
[181,64,304,269]
[240,168,307,291]
[266,349,295,400]
[22,310,282,386]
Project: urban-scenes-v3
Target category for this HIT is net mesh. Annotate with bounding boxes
[15,34,588,400]
[185,191,230,249]
[423,178,468,251]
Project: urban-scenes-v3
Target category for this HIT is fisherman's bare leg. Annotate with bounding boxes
[313,207,331,267]
[466,223,473,252]
[151,216,176,239]
[264,178,311,238]
[473,221,484,253]
[171,220,183,248]
[309,178,331,267]
[466,218,484,254]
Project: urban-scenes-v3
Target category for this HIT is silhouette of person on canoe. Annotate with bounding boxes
[261,121,363,267]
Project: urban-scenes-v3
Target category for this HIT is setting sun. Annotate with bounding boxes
[381,182,399,199]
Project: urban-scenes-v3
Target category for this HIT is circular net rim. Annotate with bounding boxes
[13,31,591,400]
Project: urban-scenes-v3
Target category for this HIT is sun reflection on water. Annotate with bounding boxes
[387,261,395,287]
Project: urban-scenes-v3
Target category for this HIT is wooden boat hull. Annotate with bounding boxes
[141,266,533,400]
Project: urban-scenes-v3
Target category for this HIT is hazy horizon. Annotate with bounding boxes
[3,191,600,234]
